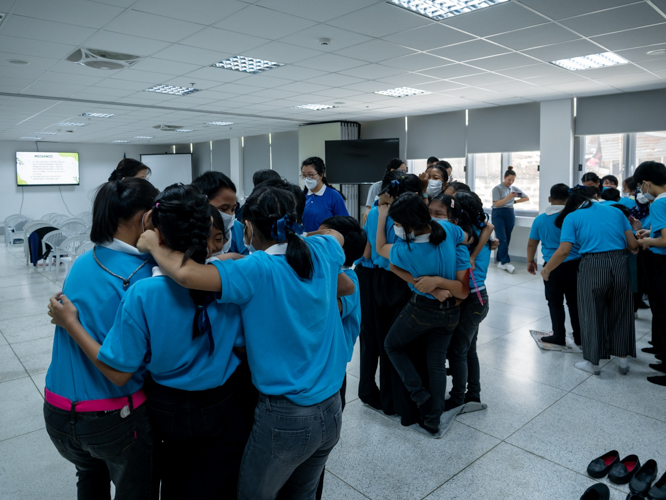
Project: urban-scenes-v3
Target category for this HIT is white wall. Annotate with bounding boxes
[1,140,167,221]
[539,99,574,212]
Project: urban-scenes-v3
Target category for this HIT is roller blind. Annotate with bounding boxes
[271,130,299,184]
[243,134,270,194]
[211,139,230,177]
[191,141,210,178]
[575,89,666,136]
[468,102,540,153]
[360,117,406,158]
[407,111,466,159]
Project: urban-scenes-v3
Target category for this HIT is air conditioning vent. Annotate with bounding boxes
[153,125,185,132]
[66,48,140,70]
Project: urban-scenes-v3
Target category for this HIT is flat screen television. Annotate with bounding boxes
[16,152,80,186]
[325,138,400,184]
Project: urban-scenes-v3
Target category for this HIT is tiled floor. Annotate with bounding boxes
[0,242,663,500]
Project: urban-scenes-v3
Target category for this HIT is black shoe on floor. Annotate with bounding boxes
[648,375,666,386]
[649,340,654,346]
[648,471,666,499]
[643,347,662,354]
[588,451,620,478]
[463,393,481,404]
[630,459,658,495]
[417,422,438,434]
[609,455,641,485]
[580,483,610,500]
[540,334,566,346]
[649,363,666,374]
[626,494,645,500]
[444,398,464,412]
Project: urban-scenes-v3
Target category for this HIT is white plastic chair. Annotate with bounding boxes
[23,220,53,265]
[41,230,73,273]
[56,235,91,280]
[40,213,59,222]
[4,215,32,247]
[59,218,87,234]
[75,211,93,224]
[77,241,95,256]
[48,214,70,226]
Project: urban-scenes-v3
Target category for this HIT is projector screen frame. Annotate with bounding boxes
[16,151,81,187]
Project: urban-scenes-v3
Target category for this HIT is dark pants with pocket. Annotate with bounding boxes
[145,366,254,500]
[544,258,581,345]
[648,253,666,354]
[492,207,515,264]
[355,265,381,407]
[43,400,154,500]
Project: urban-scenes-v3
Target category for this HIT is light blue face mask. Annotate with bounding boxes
[243,222,256,253]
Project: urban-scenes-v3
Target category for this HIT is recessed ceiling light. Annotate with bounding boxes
[35,131,58,135]
[175,129,194,133]
[375,87,431,97]
[134,136,154,139]
[20,137,41,140]
[551,52,629,71]
[390,0,508,20]
[81,112,114,118]
[8,59,29,65]
[112,140,130,143]
[294,104,337,110]
[58,122,86,127]
[206,121,234,126]
[145,85,199,95]
[647,48,666,56]
[212,55,284,74]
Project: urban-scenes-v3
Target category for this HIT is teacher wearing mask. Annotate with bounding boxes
[301,156,349,233]
[492,166,529,274]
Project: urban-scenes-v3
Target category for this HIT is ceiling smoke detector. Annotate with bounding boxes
[153,125,185,132]
[67,48,141,70]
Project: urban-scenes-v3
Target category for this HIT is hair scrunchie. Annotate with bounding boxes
[271,214,303,242]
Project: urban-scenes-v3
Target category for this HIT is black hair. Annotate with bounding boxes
[426,162,448,180]
[244,185,313,280]
[581,172,600,185]
[385,158,405,173]
[191,171,236,199]
[151,184,212,341]
[427,156,439,165]
[601,188,621,202]
[252,178,306,224]
[380,171,424,198]
[301,156,346,200]
[447,181,470,193]
[109,158,151,181]
[253,169,281,187]
[587,186,601,199]
[320,215,366,267]
[610,203,631,218]
[388,192,445,247]
[504,166,516,178]
[601,174,619,187]
[435,193,478,250]
[555,186,593,229]
[623,176,637,192]
[453,191,488,250]
[209,204,224,231]
[633,160,666,186]
[437,160,452,173]
[90,178,159,245]
[550,183,570,201]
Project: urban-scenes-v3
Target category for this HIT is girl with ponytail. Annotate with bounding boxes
[45,177,158,499]
[134,184,354,499]
[374,192,469,434]
[300,156,349,232]
[50,183,253,498]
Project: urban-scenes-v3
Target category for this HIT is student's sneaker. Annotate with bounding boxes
[498,262,515,273]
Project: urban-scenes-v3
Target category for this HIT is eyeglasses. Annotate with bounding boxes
[300,173,319,180]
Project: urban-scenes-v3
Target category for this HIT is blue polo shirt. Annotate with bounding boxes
[561,202,631,254]
[389,223,464,300]
[98,273,243,391]
[649,195,666,256]
[229,219,249,255]
[619,197,636,210]
[302,186,349,233]
[440,220,470,271]
[340,268,361,362]
[45,244,153,402]
[212,235,348,406]
[530,211,581,263]
[365,206,399,271]
[469,229,491,291]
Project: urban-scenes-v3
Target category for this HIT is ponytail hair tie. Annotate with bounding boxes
[568,184,587,195]
[450,199,455,208]
[390,179,400,188]
[271,214,303,242]
[155,203,160,208]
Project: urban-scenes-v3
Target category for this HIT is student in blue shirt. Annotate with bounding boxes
[527,183,582,348]
[301,156,349,233]
[600,187,622,206]
[44,178,159,500]
[375,193,469,434]
[236,169,281,222]
[542,186,639,376]
[635,161,666,386]
[136,185,353,500]
[620,176,638,210]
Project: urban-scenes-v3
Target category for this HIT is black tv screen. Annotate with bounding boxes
[325,138,400,184]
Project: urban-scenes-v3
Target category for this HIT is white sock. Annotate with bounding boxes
[618,357,628,369]
[574,361,600,374]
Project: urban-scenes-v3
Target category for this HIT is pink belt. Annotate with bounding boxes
[45,388,147,413]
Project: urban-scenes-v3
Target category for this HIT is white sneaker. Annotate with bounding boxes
[498,262,515,273]
[497,262,507,270]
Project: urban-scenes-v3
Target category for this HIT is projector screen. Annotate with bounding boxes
[325,139,400,184]
[16,152,80,186]
[140,153,193,191]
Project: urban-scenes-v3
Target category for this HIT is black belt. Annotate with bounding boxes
[411,292,456,310]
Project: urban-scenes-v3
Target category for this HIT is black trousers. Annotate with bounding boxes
[146,365,255,500]
[355,265,381,407]
[648,253,666,354]
[544,258,581,345]
[314,377,347,500]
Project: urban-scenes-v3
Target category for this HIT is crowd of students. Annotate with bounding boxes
[41,155,665,499]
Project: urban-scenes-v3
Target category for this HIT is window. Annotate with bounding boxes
[636,131,666,166]
[509,151,540,212]
[407,158,466,177]
[474,153,502,209]
[583,134,625,184]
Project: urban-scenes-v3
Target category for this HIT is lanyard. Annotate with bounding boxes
[93,246,149,289]
[469,269,485,305]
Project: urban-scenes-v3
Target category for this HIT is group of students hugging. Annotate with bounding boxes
[527,161,666,384]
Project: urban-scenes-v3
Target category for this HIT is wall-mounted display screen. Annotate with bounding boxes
[325,139,400,184]
[16,152,80,186]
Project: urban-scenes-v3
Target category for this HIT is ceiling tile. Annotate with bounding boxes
[13,0,124,28]
[131,0,247,25]
[37,72,104,86]
[308,87,365,98]
[249,88,301,99]
[429,40,511,62]
[268,65,327,80]
[326,2,431,38]
[449,73,514,86]
[275,81,331,93]
[496,63,564,79]
[235,74,296,89]
[489,23,580,51]
[130,58,202,76]
[375,72,440,87]
[306,74,365,87]
[179,28,270,53]
[104,11,204,43]
[338,64,403,79]
[479,80,541,92]
[382,23,474,51]
[522,39,603,62]
[279,25,372,53]
[560,3,663,38]
[83,31,172,57]
[417,80,469,92]
[182,67,251,84]
[152,45,232,66]
[0,35,77,60]
[334,40,416,63]
[418,63,486,80]
[214,5,316,38]
[245,42,323,64]
[256,0,377,23]
[527,72,586,85]
[381,53,451,71]
[1,15,97,45]
[591,24,666,51]
[517,0,641,21]
[441,2,547,37]
[616,43,666,62]
[297,53,366,72]
[577,63,651,79]
[640,59,666,72]
[465,52,540,71]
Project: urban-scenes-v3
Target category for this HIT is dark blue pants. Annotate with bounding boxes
[544,258,581,345]
[492,208,515,264]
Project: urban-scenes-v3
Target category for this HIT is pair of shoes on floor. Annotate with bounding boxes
[629,459,666,498]
[497,262,515,273]
[649,363,666,374]
[540,334,566,346]
[587,451,640,484]
[643,346,663,355]
[417,396,439,434]
[648,375,666,387]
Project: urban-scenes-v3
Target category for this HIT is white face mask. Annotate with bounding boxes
[394,226,415,241]
[219,211,235,252]
[243,222,256,253]
[638,183,656,204]
[304,177,318,191]
[426,179,443,197]
[222,233,232,254]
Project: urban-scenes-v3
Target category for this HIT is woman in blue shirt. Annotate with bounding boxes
[135,185,352,500]
[44,178,158,500]
[301,156,349,233]
[541,186,639,376]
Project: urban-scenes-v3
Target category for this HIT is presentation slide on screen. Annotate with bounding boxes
[16,152,80,186]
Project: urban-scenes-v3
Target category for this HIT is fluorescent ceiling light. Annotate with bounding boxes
[175,129,194,132]
[134,136,154,139]
[390,0,508,20]
[20,137,41,140]
[81,112,114,118]
[112,140,130,143]
[145,85,199,95]
[551,52,629,71]
[207,121,234,126]
[58,122,86,127]
[212,55,284,74]
[375,87,431,98]
[294,104,337,110]
[36,131,58,135]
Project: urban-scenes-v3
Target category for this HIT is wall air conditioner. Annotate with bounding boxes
[66,48,141,70]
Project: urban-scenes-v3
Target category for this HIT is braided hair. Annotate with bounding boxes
[452,191,485,251]
[151,184,212,340]
[244,185,314,280]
